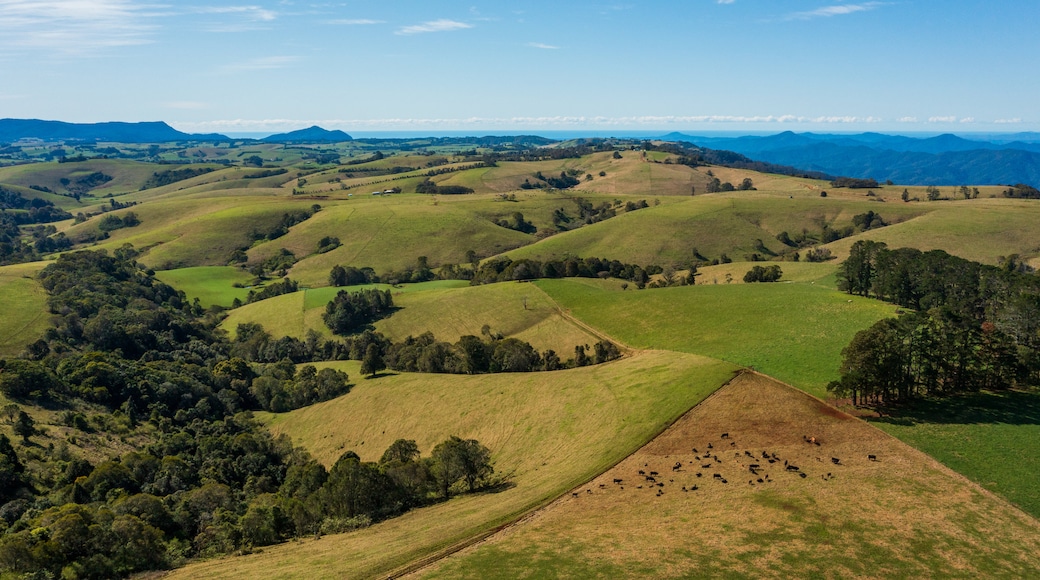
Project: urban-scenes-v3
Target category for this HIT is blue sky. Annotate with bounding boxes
[1,0,1038,134]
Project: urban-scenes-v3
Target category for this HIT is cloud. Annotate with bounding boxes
[994,118,1022,124]
[328,18,384,25]
[219,55,299,73]
[717,0,736,4]
[0,0,163,54]
[197,6,276,22]
[959,117,975,123]
[786,2,884,20]
[395,19,472,35]
[527,42,559,49]
[928,116,957,123]
[897,117,918,123]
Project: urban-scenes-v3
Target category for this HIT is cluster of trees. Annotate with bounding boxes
[247,205,320,243]
[377,332,621,375]
[140,167,215,190]
[0,187,73,225]
[1002,184,1040,199]
[415,179,474,195]
[743,265,783,283]
[322,288,395,335]
[647,142,830,180]
[831,177,879,189]
[829,241,1040,405]
[0,249,500,578]
[96,211,140,233]
[495,212,536,234]
[245,278,298,305]
[467,256,657,287]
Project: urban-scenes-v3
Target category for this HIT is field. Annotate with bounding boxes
[154,266,255,307]
[168,351,740,579]
[419,373,1040,579]
[0,261,50,357]
[220,279,600,355]
[535,277,897,396]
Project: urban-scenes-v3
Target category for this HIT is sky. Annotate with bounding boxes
[1,0,1038,135]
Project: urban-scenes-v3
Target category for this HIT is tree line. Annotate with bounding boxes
[829,241,1040,405]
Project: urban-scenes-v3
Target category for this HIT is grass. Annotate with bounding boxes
[0,261,50,357]
[870,389,1040,519]
[167,350,739,580]
[221,280,598,354]
[421,373,1040,579]
[154,266,256,308]
[535,277,896,396]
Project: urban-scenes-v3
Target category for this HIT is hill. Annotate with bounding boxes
[0,118,227,142]
[664,131,1040,186]
[262,126,353,143]
[167,351,739,579]
[420,372,1040,579]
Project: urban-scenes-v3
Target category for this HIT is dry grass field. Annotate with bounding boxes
[420,373,1040,579]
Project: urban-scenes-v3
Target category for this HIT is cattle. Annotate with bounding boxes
[831,457,841,465]
[799,472,807,478]
[613,478,623,484]
[650,471,659,476]
[692,448,699,454]
[721,478,728,484]
[749,464,761,470]
[638,470,646,475]
[713,473,722,479]
[656,482,664,487]
[757,478,764,483]
[707,443,713,450]
[572,492,579,497]
[762,451,770,459]
[691,485,699,491]
[721,433,729,439]
[696,472,702,478]
[786,464,799,472]
[702,464,711,469]
[868,454,878,461]
[646,476,656,482]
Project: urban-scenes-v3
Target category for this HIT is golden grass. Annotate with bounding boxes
[420,373,1040,579]
[167,351,739,580]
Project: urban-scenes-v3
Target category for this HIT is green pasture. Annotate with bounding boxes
[0,261,51,357]
[169,351,739,580]
[154,266,255,308]
[872,389,1040,519]
[535,277,896,396]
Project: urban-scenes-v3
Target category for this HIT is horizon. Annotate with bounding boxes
[1,1,1038,133]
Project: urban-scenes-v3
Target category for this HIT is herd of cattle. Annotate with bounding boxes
[572,432,880,499]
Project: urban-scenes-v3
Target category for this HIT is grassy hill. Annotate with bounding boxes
[535,277,896,397]
[168,351,739,579]
[0,261,51,357]
[421,373,1040,579]
[220,280,600,355]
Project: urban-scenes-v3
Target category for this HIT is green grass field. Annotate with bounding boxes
[154,266,255,307]
[0,261,51,357]
[535,277,896,396]
[871,390,1040,519]
[221,279,598,355]
[169,351,739,580]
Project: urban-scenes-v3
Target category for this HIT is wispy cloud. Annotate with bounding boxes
[328,18,384,25]
[960,117,975,123]
[395,19,472,35]
[928,116,957,123]
[786,2,884,20]
[528,42,559,49]
[219,55,299,73]
[196,5,278,32]
[994,118,1022,124]
[0,0,163,54]
[717,0,736,4]
[197,6,276,22]
[897,117,918,123]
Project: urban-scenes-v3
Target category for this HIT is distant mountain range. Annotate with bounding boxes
[0,119,228,143]
[659,131,1040,186]
[261,125,352,143]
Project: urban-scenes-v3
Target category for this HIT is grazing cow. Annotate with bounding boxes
[745,451,754,458]
[572,492,579,497]
[786,465,799,472]
[638,470,646,475]
[762,451,770,459]
[702,464,711,469]
[868,454,877,461]
[650,471,659,476]
[713,473,722,479]
[721,433,729,439]
[657,482,664,487]
[831,457,841,465]
[637,485,643,489]
[613,478,623,484]
[799,472,807,478]
[721,478,728,484]
[749,464,760,470]
[692,485,699,491]
[757,478,764,483]
[646,476,656,483]
[692,448,699,454]
[599,484,606,488]
[586,489,592,494]
[768,459,776,464]
[696,472,702,478]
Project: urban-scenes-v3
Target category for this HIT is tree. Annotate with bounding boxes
[380,439,420,465]
[13,412,35,444]
[430,436,493,497]
[361,344,385,377]
[738,177,755,191]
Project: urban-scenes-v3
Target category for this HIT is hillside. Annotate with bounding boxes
[420,372,1040,579]
[262,126,353,143]
[0,118,227,142]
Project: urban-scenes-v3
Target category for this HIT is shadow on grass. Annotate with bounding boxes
[870,388,1040,426]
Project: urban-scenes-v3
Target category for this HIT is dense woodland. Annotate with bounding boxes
[830,241,1040,405]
